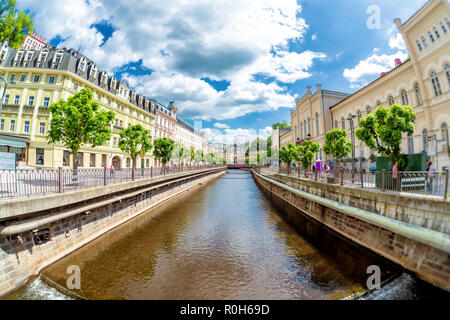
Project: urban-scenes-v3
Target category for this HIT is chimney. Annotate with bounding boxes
[306,86,311,96]
[316,84,322,92]
[394,58,402,67]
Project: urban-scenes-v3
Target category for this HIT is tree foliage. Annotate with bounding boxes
[118,124,152,180]
[356,104,415,168]
[194,150,204,164]
[205,152,217,164]
[279,143,300,173]
[171,144,189,165]
[272,120,291,129]
[298,139,320,169]
[0,0,34,49]
[47,89,115,170]
[152,137,174,165]
[323,128,353,160]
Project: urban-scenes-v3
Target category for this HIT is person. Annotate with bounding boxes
[109,164,114,179]
[392,161,399,191]
[428,161,435,193]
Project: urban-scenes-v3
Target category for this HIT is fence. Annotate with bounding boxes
[0,165,223,200]
[262,166,449,200]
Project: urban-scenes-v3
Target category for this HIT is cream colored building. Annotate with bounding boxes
[279,129,292,148]
[0,45,156,169]
[331,0,450,170]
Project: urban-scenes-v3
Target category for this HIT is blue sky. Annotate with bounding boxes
[19,0,427,141]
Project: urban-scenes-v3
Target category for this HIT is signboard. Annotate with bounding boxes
[0,151,16,170]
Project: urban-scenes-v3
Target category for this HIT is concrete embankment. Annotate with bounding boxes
[0,167,226,297]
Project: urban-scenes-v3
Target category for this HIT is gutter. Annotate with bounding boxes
[252,169,450,253]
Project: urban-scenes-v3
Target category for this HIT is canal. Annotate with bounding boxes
[4,170,447,300]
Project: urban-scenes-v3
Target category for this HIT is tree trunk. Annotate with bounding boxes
[132,157,136,181]
[72,149,78,184]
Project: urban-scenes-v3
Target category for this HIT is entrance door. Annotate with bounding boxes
[112,156,121,170]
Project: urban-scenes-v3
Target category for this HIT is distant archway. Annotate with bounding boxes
[112,156,121,170]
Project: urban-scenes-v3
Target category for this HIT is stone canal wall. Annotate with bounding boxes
[0,168,226,297]
[252,170,450,292]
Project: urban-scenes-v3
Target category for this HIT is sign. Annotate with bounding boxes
[140,152,144,159]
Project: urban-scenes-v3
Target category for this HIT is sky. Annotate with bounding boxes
[18,0,428,143]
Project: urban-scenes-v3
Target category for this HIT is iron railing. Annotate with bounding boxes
[259,166,449,200]
[0,165,224,200]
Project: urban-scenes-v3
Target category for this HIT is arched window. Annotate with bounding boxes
[408,134,414,154]
[416,40,423,52]
[445,64,450,86]
[300,122,303,139]
[423,129,428,153]
[428,31,435,43]
[341,117,345,130]
[376,101,382,107]
[433,27,440,39]
[421,36,428,48]
[356,110,362,126]
[441,22,448,34]
[367,106,371,115]
[294,125,298,140]
[442,123,449,146]
[303,120,307,138]
[401,89,409,105]
[307,117,311,136]
[334,120,338,129]
[315,112,320,136]
[415,83,422,106]
[430,71,442,96]
[446,18,450,30]
[388,96,395,106]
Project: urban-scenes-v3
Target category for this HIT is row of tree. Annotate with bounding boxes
[47,89,223,180]
[256,104,416,171]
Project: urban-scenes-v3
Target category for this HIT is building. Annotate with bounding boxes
[279,130,292,148]
[272,127,292,150]
[20,32,47,51]
[330,0,450,170]
[290,86,350,161]
[0,44,156,169]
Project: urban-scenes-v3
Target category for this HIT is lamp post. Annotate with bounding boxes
[0,76,16,115]
[347,114,356,182]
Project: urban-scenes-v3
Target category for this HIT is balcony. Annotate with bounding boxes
[113,125,124,133]
[22,106,35,114]
[0,104,19,114]
[38,106,50,115]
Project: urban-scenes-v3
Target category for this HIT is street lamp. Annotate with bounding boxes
[0,76,16,115]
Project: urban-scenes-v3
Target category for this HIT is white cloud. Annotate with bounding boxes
[19,0,325,120]
[214,123,230,129]
[311,33,317,41]
[203,126,272,144]
[343,51,408,88]
[388,33,406,50]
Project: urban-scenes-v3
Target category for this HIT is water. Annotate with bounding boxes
[3,170,448,300]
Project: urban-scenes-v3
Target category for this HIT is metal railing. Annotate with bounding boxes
[0,165,224,200]
[260,166,449,200]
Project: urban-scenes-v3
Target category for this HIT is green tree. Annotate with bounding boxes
[266,136,272,157]
[47,88,115,172]
[272,120,291,129]
[323,128,353,160]
[279,143,300,174]
[356,104,415,169]
[172,143,189,166]
[222,157,227,165]
[205,152,216,164]
[190,147,195,163]
[245,147,250,164]
[298,139,320,176]
[118,124,153,181]
[0,0,34,49]
[194,150,204,164]
[153,137,175,171]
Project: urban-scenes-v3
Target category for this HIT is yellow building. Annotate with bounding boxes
[0,45,156,169]
[331,0,450,170]
[279,129,293,148]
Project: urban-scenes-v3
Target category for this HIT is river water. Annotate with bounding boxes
[3,170,448,300]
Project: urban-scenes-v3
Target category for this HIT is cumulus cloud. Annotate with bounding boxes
[203,126,272,144]
[388,33,406,50]
[343,51,408,88]
[19,0,326,120]
[214,123,230,129]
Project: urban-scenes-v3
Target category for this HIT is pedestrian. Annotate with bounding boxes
[428,161,435,193]
[392,161,399,191]
[110,164,114,179]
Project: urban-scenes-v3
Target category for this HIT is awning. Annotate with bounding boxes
[0,138,27,148]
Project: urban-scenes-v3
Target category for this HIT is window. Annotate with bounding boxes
[334,120,338,129]
[48,76,55,84]
[430,71,441,96]
[376,100,382,107]
[303,120,307,137]
[36,148,44,165]
[388,96,394,106]
[0,119,4,130]
[113,137,117,146]
[102,154,106,167]
[357,110,362,126]
[421,36,428,48]
[415,83,422,106]
[146,159,149,168]
[63,151,70,166]
[416,40,423,52]
[43,97,50,107]
[315,112,320,136]
[33,75,39,83]
[407,134,414,154]
[24,121,30,133]
[4,94,9,104]
[434,28,440,39]
[341,117,345,130]
[9,74,15,82]
[10,119,15,131]
[428,31,435,43]
[107,98,111,105]
[423,129,428,153]
[446,18,450,30]
[401,89,409,105]
[39,122,45,134]
[76,152,83,167]
[367,106,371,115]
[300,122,303,139]
[14,95,19,104]
[115,119,119,126]
[126,158,131,168]
[307,117,311,135]
[446,64,450,86]
[28,96,34,106]
[442,123,449,145]
[90,153,96,167]
[120,120,123,127]
[20,74,25,82]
